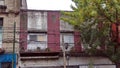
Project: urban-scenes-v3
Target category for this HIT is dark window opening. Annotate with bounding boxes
[1,62,12,68]
[29,35,37,41]
[0,18,3,27]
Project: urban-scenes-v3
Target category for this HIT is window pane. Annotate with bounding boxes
[60,33,74,51]
[60,20,74,31]
[29,35,37,41]
[0,0,4,5]
[37,35,46,41]
[28,12,47,30]
[27,34,47,50]
[60,33,74,44]
[64,35,74,43]
[0,18,3,26]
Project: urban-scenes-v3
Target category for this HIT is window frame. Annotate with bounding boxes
[27,33,47,50]
[28,33,47,42]
[60,33,74,46]
[27,12,47,30]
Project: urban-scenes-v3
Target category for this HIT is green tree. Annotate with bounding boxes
[61,0,120,67]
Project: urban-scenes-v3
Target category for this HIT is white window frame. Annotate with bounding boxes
[28,12,47,30]
[60,33,74,51]
[27,33,47,51]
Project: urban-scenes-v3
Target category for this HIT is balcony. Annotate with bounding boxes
[20,43,81,53]
[20,42,59,60]
[19,43,82,60]
[27,41,47,52]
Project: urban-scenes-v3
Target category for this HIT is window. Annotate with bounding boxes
[1,62,12,68]
[60,20,74,31]
[60,33,74,45]
[0,18,3,26]
[29,35,37,41]
[28,34,46,42]
[27,33,47,50]
[28,12,47,30]
[0,18,3,48]
[0,0,4,5]
[60,33,74,51]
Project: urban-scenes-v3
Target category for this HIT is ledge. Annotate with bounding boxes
[20,51,60,57]
[20,56,59,60]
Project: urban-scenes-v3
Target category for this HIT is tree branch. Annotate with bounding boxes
[95,3,114,23]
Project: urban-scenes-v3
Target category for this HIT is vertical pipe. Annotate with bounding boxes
[12,22,16,68]
[62,35,67,68]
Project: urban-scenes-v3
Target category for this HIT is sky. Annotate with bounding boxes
[27,0,74,11]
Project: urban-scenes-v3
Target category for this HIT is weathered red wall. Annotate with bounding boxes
[20,10,82,52]
[74,31,81,52]
[47,11,60,52]
[20,11,27,50]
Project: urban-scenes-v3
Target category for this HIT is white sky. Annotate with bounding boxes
[27,0,73,10]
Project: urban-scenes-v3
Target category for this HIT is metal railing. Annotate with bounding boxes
[20,42,81,52]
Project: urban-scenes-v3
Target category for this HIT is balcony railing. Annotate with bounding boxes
[20,42,81,53]
[27,41,47,51]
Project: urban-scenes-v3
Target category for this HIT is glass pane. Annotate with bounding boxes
[28,34,47,50]
[37,35,46,41]
[29,35,37,41]
[28,12,47,30]
[60,33,74,46]
[60,20,74,31]
[0,18,3,26]
[64,35,74,43]
[0,1,4,5]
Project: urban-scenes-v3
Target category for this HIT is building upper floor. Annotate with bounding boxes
[21,10,74,32]
[20,10,81,54]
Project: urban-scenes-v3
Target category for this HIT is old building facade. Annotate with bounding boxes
[19,10,115,68]
[0,0,116,68]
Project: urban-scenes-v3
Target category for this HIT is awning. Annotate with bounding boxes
[0,54,16,62]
